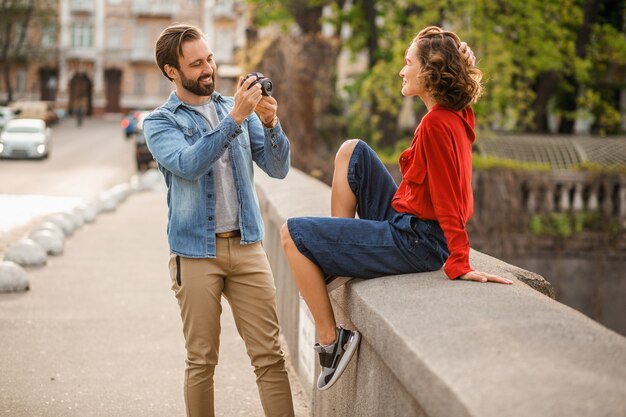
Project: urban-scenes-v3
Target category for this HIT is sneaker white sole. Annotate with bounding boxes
[317,330,361,391]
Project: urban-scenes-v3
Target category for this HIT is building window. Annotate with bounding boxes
[15,69,27,93]
[134,25,147,50]
[41,25,56,48]
[214,28,234,63]
[71,23,93,48]
[12,23,26,48]
[134,72,146,95]
[107,25,121,49]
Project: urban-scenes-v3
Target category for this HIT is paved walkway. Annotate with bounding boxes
[0,186,310,417]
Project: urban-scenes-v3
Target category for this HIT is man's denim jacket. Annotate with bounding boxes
[143,91,290,258]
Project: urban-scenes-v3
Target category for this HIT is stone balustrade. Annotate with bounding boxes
[520,170,626,220]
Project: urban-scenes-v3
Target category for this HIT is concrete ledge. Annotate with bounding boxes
[255,167,626,417]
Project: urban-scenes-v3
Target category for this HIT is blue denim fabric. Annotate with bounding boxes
[287,140,448,279]
[143,91,290,258]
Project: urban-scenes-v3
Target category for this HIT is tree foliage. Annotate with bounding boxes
[246,0,626,149]
[0,0,56,102]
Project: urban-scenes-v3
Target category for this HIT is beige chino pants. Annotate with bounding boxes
[168,237,294,417]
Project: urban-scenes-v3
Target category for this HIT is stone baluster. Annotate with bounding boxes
[587,185,599,212]
[558,184,571,212]
[572,183,584,212]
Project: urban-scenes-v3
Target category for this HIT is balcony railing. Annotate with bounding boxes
[130,48,155,63]
[214,1,235,18]
[70,0,94,13]
[64,47,96,60]
[132,2,179,16]
[104,48,131,61]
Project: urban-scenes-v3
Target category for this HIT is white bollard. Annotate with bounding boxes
[3,239,47,267]
[37,221,66,242]
[45,213,76,236]
[29,229,64,256]
[0,261,29,293]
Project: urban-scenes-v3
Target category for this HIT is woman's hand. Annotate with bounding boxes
[458,41,476,67]
[460,270,512,284]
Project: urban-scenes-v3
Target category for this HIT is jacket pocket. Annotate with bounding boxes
[181,125,200,144]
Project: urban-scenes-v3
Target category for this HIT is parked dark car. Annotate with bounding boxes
[135,128,154,170]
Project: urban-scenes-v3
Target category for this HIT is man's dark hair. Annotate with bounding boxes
[155,24,205,81]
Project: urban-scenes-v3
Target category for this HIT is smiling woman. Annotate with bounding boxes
[0,118,51,159]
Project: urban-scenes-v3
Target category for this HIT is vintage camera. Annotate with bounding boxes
[243,72,273,96]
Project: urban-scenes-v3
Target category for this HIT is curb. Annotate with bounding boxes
[0,169,165,293]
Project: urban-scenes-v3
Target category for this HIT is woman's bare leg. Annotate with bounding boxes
[331,139,360,218]
[280,140,361,345]
[281,223,337,345]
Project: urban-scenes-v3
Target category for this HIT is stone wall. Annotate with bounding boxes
[388,163,626,335]
[255,167,626,417]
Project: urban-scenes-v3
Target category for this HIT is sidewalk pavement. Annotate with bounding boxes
[0,185,310,417]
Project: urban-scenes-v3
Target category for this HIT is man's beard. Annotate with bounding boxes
[180,70,215,97]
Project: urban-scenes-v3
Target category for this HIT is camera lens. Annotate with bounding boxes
[244,72,273,96]
[262,80,273,96]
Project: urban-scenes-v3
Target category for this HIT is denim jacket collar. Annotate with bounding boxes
[163,91,225,113]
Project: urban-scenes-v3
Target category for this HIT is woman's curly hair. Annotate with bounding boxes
[411,26,483,111]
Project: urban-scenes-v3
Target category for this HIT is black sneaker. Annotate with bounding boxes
[313,326,361,390]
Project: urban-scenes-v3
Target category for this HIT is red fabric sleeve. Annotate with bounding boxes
[421,120,473,279]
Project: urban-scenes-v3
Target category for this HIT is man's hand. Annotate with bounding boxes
[230,76,263,125]
[460,270,512,284]
[459,41,476,67]
[255,96,278,127]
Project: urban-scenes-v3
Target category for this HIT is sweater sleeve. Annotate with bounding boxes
[421,121,473,279]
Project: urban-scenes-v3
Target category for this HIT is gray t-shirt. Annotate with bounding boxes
[189,100,239,233]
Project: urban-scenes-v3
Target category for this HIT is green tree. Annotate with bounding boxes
[247,0,626,155]
[558,0,626,135]
[0,0,56,103]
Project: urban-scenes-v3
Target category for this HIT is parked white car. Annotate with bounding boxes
[0,118,51,159]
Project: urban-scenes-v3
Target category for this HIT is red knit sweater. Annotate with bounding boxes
[391,104,475,279]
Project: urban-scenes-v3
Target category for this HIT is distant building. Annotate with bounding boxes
[0,0,246,115]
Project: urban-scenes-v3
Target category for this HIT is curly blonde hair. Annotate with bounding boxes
[411,26,482,110]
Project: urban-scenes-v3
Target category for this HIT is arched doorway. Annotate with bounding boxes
[39,67,58,101]
[69,73,93,115]
[104,69,122,113]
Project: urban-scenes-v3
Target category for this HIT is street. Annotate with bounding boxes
[0,116,135,197]
[0,117,137,252]
[0,116,310,416]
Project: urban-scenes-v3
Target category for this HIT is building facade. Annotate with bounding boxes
[1,0,246,115]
